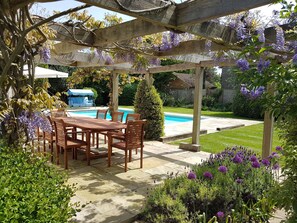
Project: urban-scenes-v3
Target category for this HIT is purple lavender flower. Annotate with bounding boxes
[188,171,197,180]
[218,165,228,173]
[250,155,258,162]
[236,59,249,71]
[272,163,280,170]
[236,178,243,184]
[251,161,261,168]
[233,155,243,164]
[275,146,283,151]
[203,171,213,180]
[217,211,224,219]
[261,159,270,166]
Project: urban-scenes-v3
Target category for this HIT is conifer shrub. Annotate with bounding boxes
[134,80,164,140]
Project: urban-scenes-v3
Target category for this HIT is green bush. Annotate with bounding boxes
[119,83,138,105]
[0,143,77,222]
[134,80,164,140]
[232,93,264,119]
[140,146,279,222]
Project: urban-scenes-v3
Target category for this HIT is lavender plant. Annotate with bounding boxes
[140,146,279,222]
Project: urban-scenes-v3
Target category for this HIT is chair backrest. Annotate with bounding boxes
[51,109,67,118]
[125,120,146,149]
[125,113,141,123]
[96,109,108,119]
[53,119,67,147]
[111,111,124,122]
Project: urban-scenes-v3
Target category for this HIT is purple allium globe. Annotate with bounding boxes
[276,146,283,151]
[233,154,243,164]
[236,58,249,71]
[217,211,224,219]
[203,171,213,180]
[250,155,258,162]
[188,171,197,180]
[236,178,243,184]
[252,161,261,168]
[261,159,270,166]
[271,152,280,158]
[218,165,228,173]
[272,163,280,170]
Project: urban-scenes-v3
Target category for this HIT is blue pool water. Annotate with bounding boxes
[70,109,193,125]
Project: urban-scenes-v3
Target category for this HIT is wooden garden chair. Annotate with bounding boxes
[107,119,146,172]
[101,111,124,144]
[93,109,109,147]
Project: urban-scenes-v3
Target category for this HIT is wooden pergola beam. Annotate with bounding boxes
[176,0,275,27]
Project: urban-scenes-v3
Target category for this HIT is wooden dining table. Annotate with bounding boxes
[58,116,126,165]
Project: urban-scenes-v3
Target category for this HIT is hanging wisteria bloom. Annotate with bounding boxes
[39,47,51,63]
[236,59,249,71]
[272,26,285,51]
[240,85,265,99]
[257,27,265,43]
[257,58,271,73]
[18,111,52,140]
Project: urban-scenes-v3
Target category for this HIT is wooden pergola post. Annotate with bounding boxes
[145,72,154,86]
[112,71,119,112]
[179,66,204,151]
[262,84,275,158]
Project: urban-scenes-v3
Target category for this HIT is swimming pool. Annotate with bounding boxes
[69,109,193,125]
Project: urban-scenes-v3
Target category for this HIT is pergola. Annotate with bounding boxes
[22,0,282,157]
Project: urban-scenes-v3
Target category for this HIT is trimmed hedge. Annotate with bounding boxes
[134,80,164,140]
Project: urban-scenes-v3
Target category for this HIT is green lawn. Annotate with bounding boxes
[171,124,283,155]
[120,106,245,119]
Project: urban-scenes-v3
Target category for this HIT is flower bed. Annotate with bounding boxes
[140,146,281,222]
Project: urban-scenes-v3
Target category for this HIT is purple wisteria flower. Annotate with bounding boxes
[217,211,224,219]
[273,26,285,51]
[292,54,297,65]
[257,58,271,73]
[188,171,197,180]
[251,160,261,168]
[203,171,213,180]
[170,31,180,47]
[261,159,270,166]
[218,165,228,173]
[275,146,283,151]
[149,58,161,66]
[40,47,51,63]
[236,178,243,184]
[257,27,265,43]
[105,54,114,65]
[233,154,243,164]
[236,59,249,71]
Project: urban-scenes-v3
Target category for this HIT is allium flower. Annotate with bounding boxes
[271,152,280,158]
[188,171,197,180]
[272,163,280,170]
[218,165,228,173]
[203,171,213,180]
[217,211,224,219]
[276,146,283,151]
[236,59,249,71]
[233,155,243,164]
[261,159,270,166]
[252,161,261,168]
[250,155,258,162]
[236,178,243,184]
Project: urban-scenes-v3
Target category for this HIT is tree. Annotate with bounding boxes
[0,3,89,145]
[134,80,164,140]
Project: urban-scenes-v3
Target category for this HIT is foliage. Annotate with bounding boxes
[232,92,264,119]
[0,142,77,222]
[233,1,297,220]
[134,80,164,140]
[119,82,138,105]
[140,146,279,222]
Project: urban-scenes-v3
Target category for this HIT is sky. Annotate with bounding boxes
[31,0,282,23]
